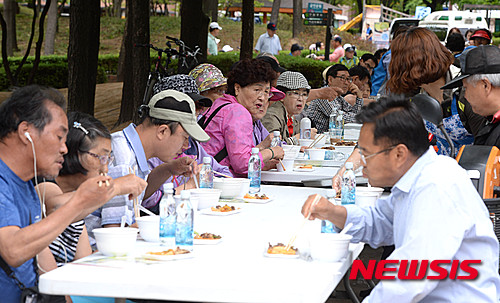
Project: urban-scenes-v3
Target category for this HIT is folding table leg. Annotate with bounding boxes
[343,268,361,303]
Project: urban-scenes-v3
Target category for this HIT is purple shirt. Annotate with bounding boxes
[143,141,233,209]
[200,94,265,177]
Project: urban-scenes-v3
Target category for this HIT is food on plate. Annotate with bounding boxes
[298,164,313,169]
[194,232,222,240]
[336,191,341,199]
[147,247,190,256]
[335,140,356,146]
[321,146,336,150]
[211,204,237,212]
[244,193,269,200]
[267,243,297,255]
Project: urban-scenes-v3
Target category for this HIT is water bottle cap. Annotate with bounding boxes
[300,117,311,128]
[251,147,260,154]
[326,189,336,198]
[163,183,174,192]
[180,190,191,199]
[345,162,353,169]
[203,156,211,164]
[273,131,280,137]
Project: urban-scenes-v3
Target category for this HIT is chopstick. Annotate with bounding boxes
[214,171,233,178]
[129,166,140,218]
[279,159,286,171]
[138,204,156,216]
[191,161,199,189]
[285,194,321,251]
[308,134,325,149]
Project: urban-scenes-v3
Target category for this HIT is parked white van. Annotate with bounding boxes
[419,11,488,42]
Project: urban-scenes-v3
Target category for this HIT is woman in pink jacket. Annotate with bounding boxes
[200,59,285,177]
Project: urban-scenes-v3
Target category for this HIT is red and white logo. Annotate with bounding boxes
[349,260,481,280]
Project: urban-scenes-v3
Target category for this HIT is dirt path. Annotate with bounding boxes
[0,82,128,131]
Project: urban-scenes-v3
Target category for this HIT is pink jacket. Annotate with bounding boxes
[200,94,264,177]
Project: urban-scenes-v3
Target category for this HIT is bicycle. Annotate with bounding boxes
[166,36,201,73]
[136,36,201,105]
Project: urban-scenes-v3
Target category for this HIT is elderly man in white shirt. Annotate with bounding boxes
[254,22,282,55]
[302,96,500,302]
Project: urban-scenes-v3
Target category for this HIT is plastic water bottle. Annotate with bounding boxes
[159,183,176,247]
[341,162,356,205]
[336,110,345,139]
[321,189,337,233]
[248,147,261,194]
[329,107,337,134]
[175,190,194,251]
[270,130,282,147]
[300,117,311,139]
[199,156,214,189]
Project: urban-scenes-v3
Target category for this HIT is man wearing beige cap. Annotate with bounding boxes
[85,90,210,245]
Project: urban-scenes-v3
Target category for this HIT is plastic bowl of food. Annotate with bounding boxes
[277,158,294,172]
[310,233,352,262]
[355,187,384,207]
[188,188,221,210]
[307,148,326,160]
[136,216,160,242]
[213,178,249,199]
[299,139,314,147]
[93,227,138,257]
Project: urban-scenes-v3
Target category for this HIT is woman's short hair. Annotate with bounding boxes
[59,112,111,176]
[387,27,453,94]
[226,59,276,96]
[446,33,465,53]
[356,95,430,157]
[326,64,348,80]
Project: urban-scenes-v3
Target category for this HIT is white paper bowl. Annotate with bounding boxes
[332,145,355,157]
[93,227,138,257]
[307,148,326,160]
[188,188,221,210]
[355,187,384,207]
[136,216,160,242]
[299,139,314,147]
[310,233,352,262]
[213,178,250,199]
[277,158,294,172]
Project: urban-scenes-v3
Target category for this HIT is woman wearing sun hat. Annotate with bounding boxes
[189,63,228,103]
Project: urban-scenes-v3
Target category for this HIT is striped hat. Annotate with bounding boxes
[276,71,311,90]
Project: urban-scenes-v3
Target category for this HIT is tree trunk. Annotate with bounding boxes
[44,0,58,55]
[113,0,122,17]
[292,0,302,38]
[240,0,254,60]
[180,0,208,74]
[28,0,50,84]
[270,0,281,25]
[211,0,218,22]
[116,21,127,82]
[0,12,14,87]
[67,0,101,115]
[4,0,18,56]
[117,0,150,125]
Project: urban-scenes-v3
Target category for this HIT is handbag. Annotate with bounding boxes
[0,255,65,303]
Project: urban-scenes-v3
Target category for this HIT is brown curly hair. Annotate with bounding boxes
[387,27,453,94]
[226,59,277,96]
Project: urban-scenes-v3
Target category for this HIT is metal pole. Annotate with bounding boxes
[324,8,332,62]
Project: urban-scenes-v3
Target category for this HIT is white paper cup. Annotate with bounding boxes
[310,233,352,262]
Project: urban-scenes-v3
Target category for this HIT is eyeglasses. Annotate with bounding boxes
[334,76,353,83]
[252,87,273,99]
[358,145,397,165]
[84,151,114,165]
[286,91,308,99]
